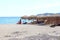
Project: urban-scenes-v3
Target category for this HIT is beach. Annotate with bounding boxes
[0,24,60,40]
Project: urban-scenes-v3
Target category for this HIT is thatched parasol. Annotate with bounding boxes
[21,15,28,19]
[28,15,37,20]
[37,16,46,19]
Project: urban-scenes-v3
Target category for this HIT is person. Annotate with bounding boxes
[44,20,47,24]
[23,20,27,24]
[17,19,21,24]
[37,19,44,25]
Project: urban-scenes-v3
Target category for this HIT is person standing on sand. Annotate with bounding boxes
[17,19,21,24]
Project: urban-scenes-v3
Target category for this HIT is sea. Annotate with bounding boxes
[0,17,20,24]
[0,17,32,24]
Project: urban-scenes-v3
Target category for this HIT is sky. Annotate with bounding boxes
[0,0,60,17]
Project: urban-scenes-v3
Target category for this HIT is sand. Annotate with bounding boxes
[0,24,60,40]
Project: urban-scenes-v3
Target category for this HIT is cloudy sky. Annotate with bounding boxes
[0,0,60,17]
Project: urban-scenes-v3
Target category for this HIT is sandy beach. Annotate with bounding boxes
[0,24,60,40]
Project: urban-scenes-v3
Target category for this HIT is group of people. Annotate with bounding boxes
[17,19,47,25]
[17,19,27,24]
[17,19,60,28]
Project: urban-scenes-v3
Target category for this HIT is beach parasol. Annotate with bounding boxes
[21,15,28,19]
[28,15,37,20]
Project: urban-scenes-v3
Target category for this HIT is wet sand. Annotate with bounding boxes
[0,24,60,40]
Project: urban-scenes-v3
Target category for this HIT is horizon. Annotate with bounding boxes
[0,13,60,17]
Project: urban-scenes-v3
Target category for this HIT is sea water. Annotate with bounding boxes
[0,17,20,24]
[0,17,33,24]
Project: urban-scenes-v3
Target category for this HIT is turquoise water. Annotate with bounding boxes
[0,17,20,24]
[0,17,32,24]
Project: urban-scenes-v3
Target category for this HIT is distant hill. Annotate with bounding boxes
[37,13,55,16]
[43,13,55,15]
